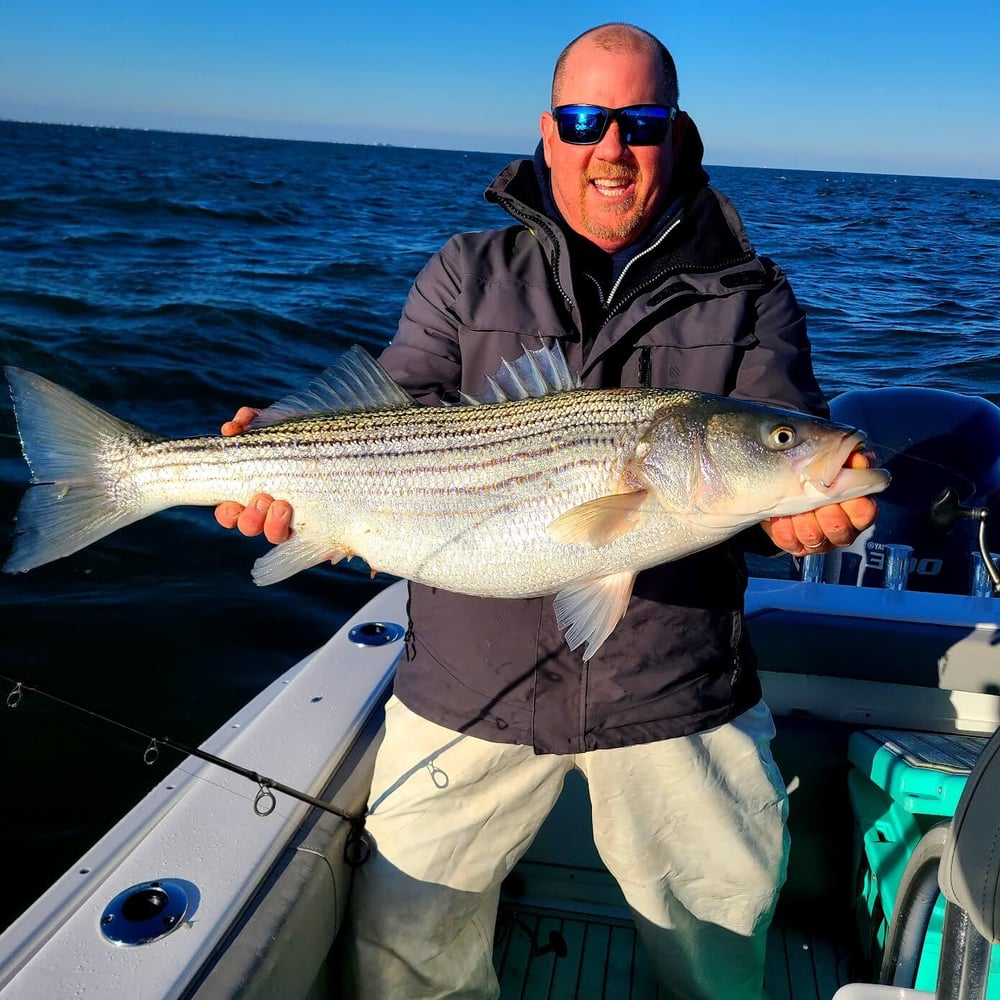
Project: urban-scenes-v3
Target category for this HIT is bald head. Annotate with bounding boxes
[551,23,679,109]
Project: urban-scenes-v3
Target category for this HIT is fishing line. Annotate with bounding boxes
[1,672,372,866]
[864,436,980,495]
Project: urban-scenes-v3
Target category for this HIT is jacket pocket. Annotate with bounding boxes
[454,271,570,339]
[599,295,759,392]
[623,335,757,392]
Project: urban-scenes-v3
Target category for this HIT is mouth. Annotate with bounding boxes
[815,431,867,488]
[589,175,636,200]
[803,430,891,498]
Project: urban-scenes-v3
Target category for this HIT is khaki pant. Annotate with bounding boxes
[341,696,789,999]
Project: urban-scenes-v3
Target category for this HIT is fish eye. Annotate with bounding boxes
[768,425,797,450]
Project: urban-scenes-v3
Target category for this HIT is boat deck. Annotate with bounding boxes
[494,903,849,999]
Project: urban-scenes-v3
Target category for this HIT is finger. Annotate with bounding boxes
[812,505,860,548]
[221,406,261,437]
[839,495,879,532]
[764,511,828,555]
[788,510,828,552]
[762,515,816,555]
[215,501,245,529]
[263,500,293,544]
[235,493,274,537]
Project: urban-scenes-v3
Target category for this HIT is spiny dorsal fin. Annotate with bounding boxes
[249,346,416,428]
[460,341,580,405]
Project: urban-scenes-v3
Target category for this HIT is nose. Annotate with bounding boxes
[593,119,629,159]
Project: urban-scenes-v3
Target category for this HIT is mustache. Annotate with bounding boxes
[586,165,638,182]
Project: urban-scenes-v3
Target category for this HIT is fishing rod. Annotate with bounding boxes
[1,672,372,865]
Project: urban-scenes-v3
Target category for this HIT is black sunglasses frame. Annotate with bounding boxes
[552,104,677,146]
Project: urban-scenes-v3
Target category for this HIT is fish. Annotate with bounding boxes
[3,344,889,658]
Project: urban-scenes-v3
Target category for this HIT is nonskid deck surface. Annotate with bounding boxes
[494,903,850,1000]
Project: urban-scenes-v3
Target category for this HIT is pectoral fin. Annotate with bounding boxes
[553,571,636,660]
[252,538,350,586]
[547,490,649,547]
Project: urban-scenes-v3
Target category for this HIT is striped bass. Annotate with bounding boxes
[3,345,888,657]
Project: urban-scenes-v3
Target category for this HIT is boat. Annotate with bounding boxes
[1,383,999,1000]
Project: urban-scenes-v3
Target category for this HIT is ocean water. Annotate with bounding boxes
[1,120,999,932]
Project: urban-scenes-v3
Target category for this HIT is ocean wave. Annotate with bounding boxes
[93,194,293,225]
[304,258,395,280]
[0,286,107,317]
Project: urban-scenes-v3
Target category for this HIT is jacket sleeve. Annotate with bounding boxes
[377,242,464,405]
[730,258,830,419]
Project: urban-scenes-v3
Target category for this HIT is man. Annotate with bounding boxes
[217,23,877,999]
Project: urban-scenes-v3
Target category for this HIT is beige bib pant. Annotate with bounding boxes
[341,696,789,999]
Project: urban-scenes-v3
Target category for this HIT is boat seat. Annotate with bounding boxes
[938,724,1000,946]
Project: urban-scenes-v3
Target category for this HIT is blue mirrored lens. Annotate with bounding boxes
[554,105,672,146]
[618,107,670,145]
[556,106,608,144]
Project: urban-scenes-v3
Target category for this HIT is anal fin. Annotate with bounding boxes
[252,537,349,586]
[553,571,636,660]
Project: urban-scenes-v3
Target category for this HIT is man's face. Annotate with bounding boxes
[540,40,676,253]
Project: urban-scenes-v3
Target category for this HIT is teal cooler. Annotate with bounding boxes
[848,728,999,992]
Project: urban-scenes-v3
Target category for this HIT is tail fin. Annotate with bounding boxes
[3,367,165,573]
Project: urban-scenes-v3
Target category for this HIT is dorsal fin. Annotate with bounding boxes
[249,346,416,428]
[459,341,580,405]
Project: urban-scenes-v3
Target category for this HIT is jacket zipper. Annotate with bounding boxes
[637,347,652,388]
[492,194,575,313]
[494,191,755,351]
[605,215,683,309]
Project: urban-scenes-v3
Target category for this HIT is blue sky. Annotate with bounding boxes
[1,0,998,179]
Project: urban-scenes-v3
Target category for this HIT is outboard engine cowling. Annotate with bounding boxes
[823,387,1000,594]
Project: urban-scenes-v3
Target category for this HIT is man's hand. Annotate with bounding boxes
[214,407,294,544]
[761,450,879,557]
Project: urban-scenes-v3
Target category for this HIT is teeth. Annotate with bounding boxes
[592,178,632,194]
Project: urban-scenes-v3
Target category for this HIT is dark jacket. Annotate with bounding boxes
[378,119,827,754]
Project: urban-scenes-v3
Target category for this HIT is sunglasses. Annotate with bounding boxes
[552,104,677,146]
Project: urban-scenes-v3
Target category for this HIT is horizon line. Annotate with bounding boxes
[3,116,998,184]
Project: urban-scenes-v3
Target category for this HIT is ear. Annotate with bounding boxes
[540,111,556,167]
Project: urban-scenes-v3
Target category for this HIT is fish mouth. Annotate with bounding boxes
[803,429,891,497]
